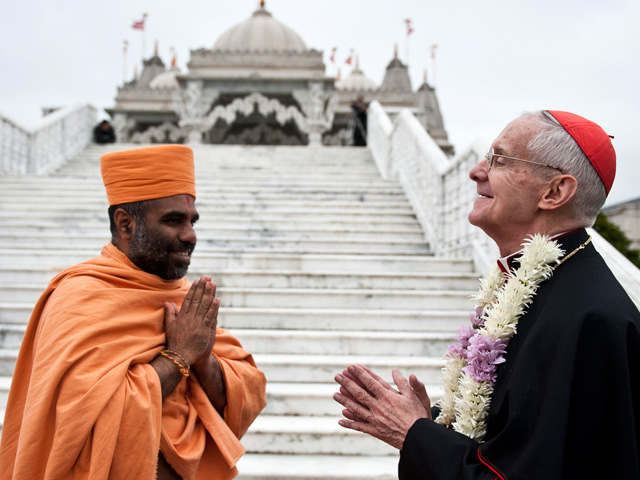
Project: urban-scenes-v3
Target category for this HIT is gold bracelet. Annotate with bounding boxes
[160,350,190,377]
[163,349,189,369]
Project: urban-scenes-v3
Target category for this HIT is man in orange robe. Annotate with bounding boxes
[0,145,267,480]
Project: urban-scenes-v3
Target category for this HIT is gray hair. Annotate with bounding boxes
[523,110,607,227]
[108,200,151,242]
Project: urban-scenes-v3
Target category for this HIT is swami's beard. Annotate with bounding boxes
[128,227,195,280]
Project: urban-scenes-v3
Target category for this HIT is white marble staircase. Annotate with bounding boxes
[0,144,479,479]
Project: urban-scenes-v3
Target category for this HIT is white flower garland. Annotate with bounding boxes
[435,234,563,442]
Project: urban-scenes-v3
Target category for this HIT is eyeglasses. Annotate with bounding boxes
[485,148,565,174]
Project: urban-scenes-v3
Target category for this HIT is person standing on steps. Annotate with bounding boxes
[351,94,369,146]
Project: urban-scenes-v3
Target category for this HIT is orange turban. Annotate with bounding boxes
[100,145,196,205]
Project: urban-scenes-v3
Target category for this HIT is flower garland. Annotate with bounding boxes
[434,234,564,442]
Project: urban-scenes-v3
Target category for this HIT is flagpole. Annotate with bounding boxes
[404,19,413,68]
[123,40,128,83]
[430,44,438,87]
[142,13,148,60]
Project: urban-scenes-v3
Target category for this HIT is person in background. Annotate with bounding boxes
[351,94,369,146]
[94,119,116,143]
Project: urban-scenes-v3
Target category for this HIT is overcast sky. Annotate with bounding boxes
[1,0,638,206]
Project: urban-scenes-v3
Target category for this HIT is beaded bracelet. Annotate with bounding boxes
[160,350,190,377]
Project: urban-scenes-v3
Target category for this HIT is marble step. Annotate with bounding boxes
[0,191,410,204]
[0,202,415,216]
[46,173,390,183]
[262,381,442,417]
[0,304,470,331]
[0,192,409,205]
[0,378,442,419]
[0,179,402,192]
[0,267,479,290]
[0,188,407,204]
[0,250,433,269]
[64,164,381,176]
[0,324,453,357]
[0,219,423,233]
[0,251,468,273]
[0,212,420,228]
[236,330,453,356]
[235,453,397,480]
[0,217,420,231]
[252,354,444,384]
[0,350,445,383]
[0,285,474,309]
[57,157,380,170]
[0,238,430,256]
[0,217,420,232]
[242,415,397,456]
[0,228,425,244]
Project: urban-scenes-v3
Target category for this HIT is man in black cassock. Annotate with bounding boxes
[334,110,640,479]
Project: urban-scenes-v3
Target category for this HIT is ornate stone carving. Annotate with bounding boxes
[111,114,135,143]
[174,81,214,144]
[129,122,187,144]
[207,92,305,128]
[224,123,303,145]
[293,83,337,146]
[322,128,351,146]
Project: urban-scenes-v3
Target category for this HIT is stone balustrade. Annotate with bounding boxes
[0,104,97,175]
[367,100,497,271]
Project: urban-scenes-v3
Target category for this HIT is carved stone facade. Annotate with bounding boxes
[333,55,454,155]
[106,2,451,152]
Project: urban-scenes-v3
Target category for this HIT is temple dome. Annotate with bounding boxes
[213,4,307,52]
[149,67,180,90]
[336,67,377,91]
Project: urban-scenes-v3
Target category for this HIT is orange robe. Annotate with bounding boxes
[0,243,266,480]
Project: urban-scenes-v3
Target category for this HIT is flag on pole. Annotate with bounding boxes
[132,13,147,30]
[345,49,354,66]
[330,47,337,64]
[405,18,414,36]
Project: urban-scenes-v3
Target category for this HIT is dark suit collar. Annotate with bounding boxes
[498,229,590,276]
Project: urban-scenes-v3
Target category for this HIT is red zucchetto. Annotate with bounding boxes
[546,110,616,195]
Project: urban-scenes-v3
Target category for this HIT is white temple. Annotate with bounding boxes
[106,1,453,152]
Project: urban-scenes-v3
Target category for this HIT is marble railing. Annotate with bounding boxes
[367,103,640,307]
[0,104,97,175]
[367,101,497,272]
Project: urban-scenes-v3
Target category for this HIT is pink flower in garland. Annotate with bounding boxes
[447,324,475,357]
[462,335,508,383]
[470,306,485,327]
[446,307,487,358]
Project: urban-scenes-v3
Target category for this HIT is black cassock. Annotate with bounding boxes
[400,229,640,479]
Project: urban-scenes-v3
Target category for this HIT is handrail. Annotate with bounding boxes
[367,102,640,306]
[367,101,495,263]
[0,104,97,175]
